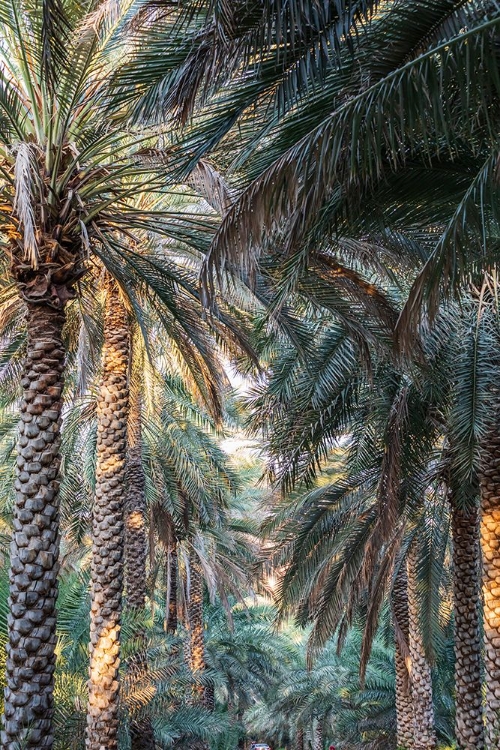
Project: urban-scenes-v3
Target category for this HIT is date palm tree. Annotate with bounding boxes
[89,262,259,749]
[253,289,494,749]
[0,0,266,744]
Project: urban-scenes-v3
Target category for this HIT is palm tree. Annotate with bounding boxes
[89,272,256,747]
[127,13,500,742]
[252,300,490,748]
[0,0,238,743]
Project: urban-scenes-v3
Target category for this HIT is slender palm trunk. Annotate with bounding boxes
[125,348,155,750]
[165,517,178,635]
[189,555,207,705]
[450,499,484,749]
[125,357,147,613]
[295,727,304,750]
[406,544,437,750]
[479,433,500,749]
[314,719,322,750]
[1,303,66,750]
[205,681,215,711]
[187,557,209,750]
[392,568,414,750]
[86,282,129,750]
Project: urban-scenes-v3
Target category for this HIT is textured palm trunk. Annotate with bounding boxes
[125,351,155,750]
[314,719,322,750]
[450,499,484,749]
[189,556,207,705]
[204,680,215,711]
[406,544,437,750]
[86,283,129,750]
[295,727,304,750]
[187,571,210,748]
[165,518,178,635]
[187,555,210,749]
[479,433,500,749]
[395,646,414,750]
[125,357,147,612]
[1,303,66,750]
[392,568,414,750]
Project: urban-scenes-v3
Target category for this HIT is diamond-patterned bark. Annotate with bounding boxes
[1,303,65,750]
[189,557,207,703]
[86,283,129,750]
[165,535,178,635]
[407,544,437,750]
[392,568,414,750]
[125,357,155,750]
[451,500,484,749]
[479,432,500,749]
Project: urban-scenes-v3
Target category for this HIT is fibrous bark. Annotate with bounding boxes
[451,500,484,749]
[392,567,414,750]
[406,544,437,750]
[1,303,65,750]
[188,556,207,705]
[165,518,178,636]
[187,555,210,750]
[86,283,129,750]
[479,432,500,749]
[125,349,155,750]
[314,719,322,750]
[125,374,147,613]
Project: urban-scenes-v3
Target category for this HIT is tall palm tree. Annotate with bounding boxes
[0,0,237,744]
[128,15,500,741]
[253,301,489,748]
[87,274,255,748]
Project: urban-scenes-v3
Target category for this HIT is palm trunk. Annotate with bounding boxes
[125,346,155,750]
[86,282,129,750]
[406,544,437,750]
[479,433,500,749]
[187,555,211,749]
[125,352,147,612]
[189,555,207,706]
[187,555,210,750]
[450,499,484,749]
[1,303,66,750]
[165,517,178,635]
[392,567,414,750]
[295,727,304,750]
[314,719,322,750]
[205,681,215,711]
